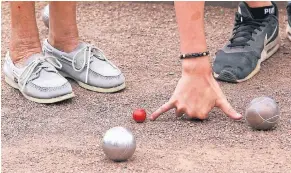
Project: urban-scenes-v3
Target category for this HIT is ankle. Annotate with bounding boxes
[48,25,79,53]
[48,36,79,53]
[246,2,275,19]
[10,37,41,66]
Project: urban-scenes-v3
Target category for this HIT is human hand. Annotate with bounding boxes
[150,58,242,120]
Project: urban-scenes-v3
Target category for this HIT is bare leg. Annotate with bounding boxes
[246,1,272,8]
[10,2,41,66]
[43,2,126,93]
[48,1,79,52]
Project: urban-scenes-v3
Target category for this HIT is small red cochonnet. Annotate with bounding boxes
[133,109,147,123]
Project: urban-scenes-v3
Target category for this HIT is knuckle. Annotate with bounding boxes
[202,109,210,116]
[216,98,226,106]
[185,110,195,118]
[170,96,178,103]
[158,106,165,112]
[197,111,208,120]
[173,99,180,106]
[226,106,234,113]
[176,106,183,113]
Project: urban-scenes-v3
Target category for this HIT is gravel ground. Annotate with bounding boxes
[1,2,291,173]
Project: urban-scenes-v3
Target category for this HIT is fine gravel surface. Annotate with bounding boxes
[1,2,291,173]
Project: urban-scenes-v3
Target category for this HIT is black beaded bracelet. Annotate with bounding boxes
[179,51,210,59]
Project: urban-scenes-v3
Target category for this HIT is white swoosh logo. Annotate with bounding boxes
[264,25,278,46]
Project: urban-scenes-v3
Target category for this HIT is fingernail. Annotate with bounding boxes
[236,113,243,120]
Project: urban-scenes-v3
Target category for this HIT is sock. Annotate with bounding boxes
[249,5,275,19]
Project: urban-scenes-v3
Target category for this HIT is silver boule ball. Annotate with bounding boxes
[42,5,49,28]
[245,96,280,130]
[102,127,136,162]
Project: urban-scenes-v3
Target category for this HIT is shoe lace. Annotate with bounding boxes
[19,55,62,92]
[228,12,269,47]
[69,45,116,84]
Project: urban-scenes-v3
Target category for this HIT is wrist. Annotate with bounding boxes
[182,56,212,76]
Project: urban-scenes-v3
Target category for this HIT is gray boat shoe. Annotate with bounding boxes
[3,52,74,103]
[42,39,125,93]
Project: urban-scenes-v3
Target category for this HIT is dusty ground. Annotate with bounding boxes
[1,2,291,173]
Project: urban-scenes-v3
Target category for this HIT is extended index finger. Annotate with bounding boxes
[150,101,175,121]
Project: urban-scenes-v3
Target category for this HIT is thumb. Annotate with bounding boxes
[216,98,242,120]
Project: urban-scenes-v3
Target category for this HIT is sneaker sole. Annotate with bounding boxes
[213,35,280,83]
[286,24,291,41]
[59,71,126,93]
[5,76,75,104]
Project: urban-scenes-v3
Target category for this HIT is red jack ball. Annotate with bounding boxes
[133,109,146,123]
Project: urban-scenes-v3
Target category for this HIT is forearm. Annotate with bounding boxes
[174,1,211,75]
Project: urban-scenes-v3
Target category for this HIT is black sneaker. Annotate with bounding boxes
[287,3,291,41]
[213,2,280,83]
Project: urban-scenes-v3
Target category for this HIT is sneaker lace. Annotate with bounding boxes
[19,56,62,92]
[70,45,116,84]
[228,12,269,47]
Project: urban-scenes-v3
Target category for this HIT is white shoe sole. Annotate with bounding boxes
[213,35,280,83]
[5,76,75,104]
[286,24,291,41]
[59,71,126,93]
[78,81,126,93]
